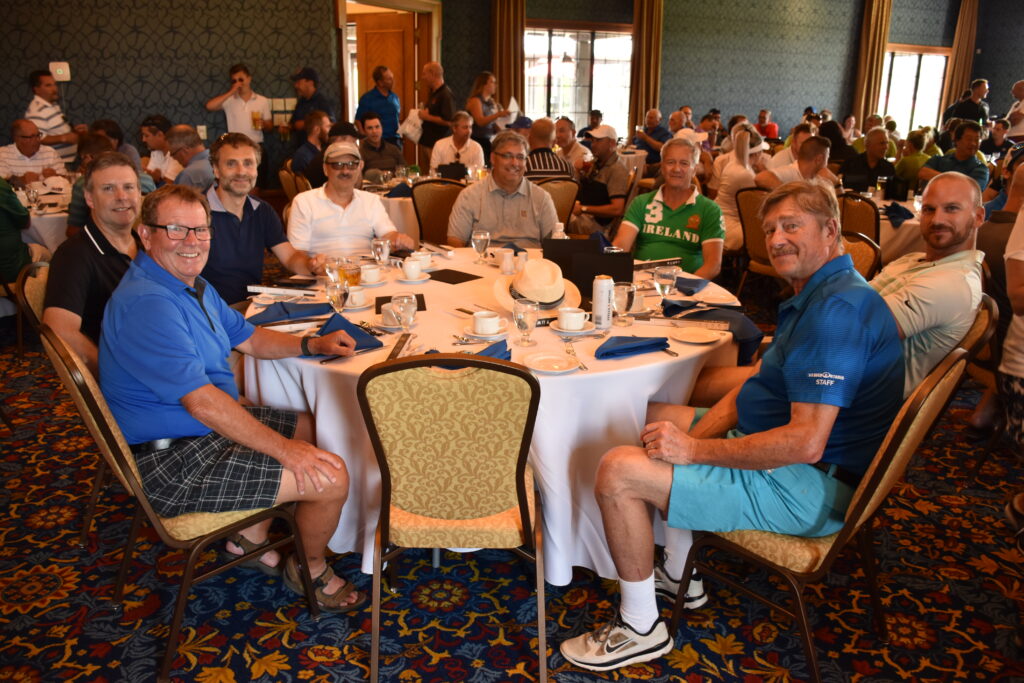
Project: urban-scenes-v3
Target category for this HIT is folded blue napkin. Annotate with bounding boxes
[589,231,613,250]
[674,275,709,296]
[500,242,526,254]
[595,336,669,360]
[659,306,764,366]
[316,314,383,352]
[884,202,914,228]
[426,339,511,368]
[247,301,334,325]
[385,183,412,198]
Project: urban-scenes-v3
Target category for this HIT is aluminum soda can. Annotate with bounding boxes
[592,275,614,329]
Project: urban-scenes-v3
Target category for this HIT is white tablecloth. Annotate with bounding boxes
[879,203,925,264]
[380,196,418,242]
[244,249,739,585]
[22,211,69,253]
[618,150,646,178]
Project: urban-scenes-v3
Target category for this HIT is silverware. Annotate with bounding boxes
[472,303,497,312]
[319,345,390,364]
[455,308,475,316]
[452,340,488,346]
[555,331,608,341]
[563,341,588,371]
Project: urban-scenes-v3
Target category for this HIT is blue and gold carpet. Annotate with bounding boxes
[1,330,1022,682]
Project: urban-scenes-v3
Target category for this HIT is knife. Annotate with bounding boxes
[259,315,332,328]
[387,333,412,360]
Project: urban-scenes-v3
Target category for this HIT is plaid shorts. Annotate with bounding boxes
[1001,372,1024,446]
[133,406,297,517]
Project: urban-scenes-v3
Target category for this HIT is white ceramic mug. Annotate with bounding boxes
[381,303,399,326]
[348,285,366,307]
[413,250,433,269]
[360,264,381,283]
[402,258,422,280]
[473,311,501,336]
[558,307,591,331]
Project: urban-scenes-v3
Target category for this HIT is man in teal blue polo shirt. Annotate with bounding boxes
[919,120,989,190]
[355,65,401,147]
[561,180,904,672]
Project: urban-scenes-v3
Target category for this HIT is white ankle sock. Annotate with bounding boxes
[618,573,658,633]
[662,527,694,581]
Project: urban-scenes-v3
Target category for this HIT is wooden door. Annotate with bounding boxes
[354,12,415,163]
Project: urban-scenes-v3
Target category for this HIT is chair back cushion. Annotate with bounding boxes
[736,187,770,264]
[360,358,538,521]
[278,165,298,200]
[840,193,880,243]
[16,261,49,331]
[411,179,464,245]
[536,179,579,225]
[840,232,881,281]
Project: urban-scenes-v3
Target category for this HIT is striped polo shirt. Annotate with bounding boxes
[25,95,76,163]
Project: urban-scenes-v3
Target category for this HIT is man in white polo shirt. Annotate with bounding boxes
[205,63,273,143]
[0,119,64,185]
[288,140,414,258]
[25,69,79,165]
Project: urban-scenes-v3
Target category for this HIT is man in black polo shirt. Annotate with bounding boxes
[43,151,141,371]
[203,133,317,306]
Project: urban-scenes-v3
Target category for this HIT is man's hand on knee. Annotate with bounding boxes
[278,440,345,495]
[641,421,696,466]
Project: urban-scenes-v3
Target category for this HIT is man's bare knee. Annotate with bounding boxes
[596,446,649,498]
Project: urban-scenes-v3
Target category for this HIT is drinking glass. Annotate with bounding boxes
[613,282,636,327]
[391,291,417,332]
[371,238,391,269]
[25,188,39,214]
[342,262,362,286]
[325,281,348,314]
[471,229,491,264]
[653,266,681,305]
[324,256,344,284]
[512,299,539,347]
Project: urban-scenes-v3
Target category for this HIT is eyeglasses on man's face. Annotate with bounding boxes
[327,160,360,170]
[147,223,213,240]
[493,152,527,162]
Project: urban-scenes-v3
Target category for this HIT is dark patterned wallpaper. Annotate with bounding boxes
[888,0,958,47]
[440,0,493,109]
[972,0,1024,118]
[1,0,340,147]
[660,0,863,136]
[526,0,633,24]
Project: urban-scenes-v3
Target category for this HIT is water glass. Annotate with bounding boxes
[391,291,417,332]
[471,230,491,264]
[25,188,40,214]
[613,282,636,326]
[324,256,344,284]
[325,281,349,314]
[512,299,539,347]
[371,238,391,268]
[653,266,681,304]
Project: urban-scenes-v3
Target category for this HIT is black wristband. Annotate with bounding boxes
[300,336,314,357]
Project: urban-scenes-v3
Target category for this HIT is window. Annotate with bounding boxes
[524,26,632,138]
[877,45,951,131]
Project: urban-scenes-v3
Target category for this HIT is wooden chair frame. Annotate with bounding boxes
[734,186,779,296]
[839,191,881,244]
[410,178,465,246]
[840,231,882,281]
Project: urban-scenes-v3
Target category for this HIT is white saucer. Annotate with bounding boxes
[396,274,431,284]
[375,315,410,332]
[343,301,373,312]
[523,352,579,375]
[462,321,509,340]
[673,328,726,344]
[550,321,596,335]
[696,291,740,305]
[360,279,387,288]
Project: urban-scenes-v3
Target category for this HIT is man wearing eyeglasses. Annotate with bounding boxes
[205,63,273,144]
[42,152,141,372]
[167,124,215,193]
[288,141,414,258]
[98,184,367,612]
[0,119,64,186]
[203,133,317,305]
[447,129,558,248]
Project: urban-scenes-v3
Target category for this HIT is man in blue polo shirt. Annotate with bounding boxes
[355,65,401,147]
[100,184,365,612]
[919,120,990,191]
[560,180,904,672]
[203,133,317,305]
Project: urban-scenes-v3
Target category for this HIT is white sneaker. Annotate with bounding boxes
[560,617,673,672]
[654,562,708,609]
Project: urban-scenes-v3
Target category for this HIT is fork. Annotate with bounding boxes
[563,341,588,371]
[556,331,608,341]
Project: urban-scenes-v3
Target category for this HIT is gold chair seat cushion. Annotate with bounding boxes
[716,528,838,574]
[161,508,270,541]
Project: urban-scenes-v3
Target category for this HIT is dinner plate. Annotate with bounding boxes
[550,321,596,335]
[523,352,579,375]
[673,328,726,344]
[462,321,509,340]
[396,274,431,284]
[359,278,387,288]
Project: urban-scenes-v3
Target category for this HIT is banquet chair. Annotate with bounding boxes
[15,260,49,332]
[734,187,779,296]
[278,159,298,201]
[669,348,968,683]
[410,178,465,246]
[840,232,881,280]
[839,191,880,244]
[536,178,579,225]
[293,172,312,195]
[357,354,546,682]
[36,324,320,683]
[606,169,641,240]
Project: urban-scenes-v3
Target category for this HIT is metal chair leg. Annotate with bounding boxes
[78,460,108,548]
[113,506,144,602]
[857,525,888,641]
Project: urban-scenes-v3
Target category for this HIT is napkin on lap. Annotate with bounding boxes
[317,314,383,351]
[884,202,914,228]
[674,275,709,296]
[247,301,333,324]
[595,336,669,359]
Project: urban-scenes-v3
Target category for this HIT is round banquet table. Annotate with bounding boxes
[244,249,739,585]
[380,196,418,242]
[878,201,925,264]
[617,149,646,178]
[22,211,70,253]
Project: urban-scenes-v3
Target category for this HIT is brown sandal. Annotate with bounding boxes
[283,556,367,613]
[219,533,282,577]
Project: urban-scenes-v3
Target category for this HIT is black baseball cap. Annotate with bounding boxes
[290,67,319,85]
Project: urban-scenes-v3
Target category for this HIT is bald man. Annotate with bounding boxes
[525,117,575,181]
[0,119,64,184]
[633,108,672,166]
[418,61,456,153]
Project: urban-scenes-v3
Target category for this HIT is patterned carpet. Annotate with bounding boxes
[1,318,1023,682]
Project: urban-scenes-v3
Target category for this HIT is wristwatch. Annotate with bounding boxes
[300,336,314,357]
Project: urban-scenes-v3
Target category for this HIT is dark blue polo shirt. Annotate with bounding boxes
[735,254,904,475]
[201,187,288,304]
[290,90,335,125]
[355,87,402,145]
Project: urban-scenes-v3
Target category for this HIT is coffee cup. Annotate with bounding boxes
[381,303,399,326]
[557,306,590,331]
[348,285,366,307]
[413,250,433,269]
[402,258,422,280]
[360,264,381,283]
[472,311,502,336]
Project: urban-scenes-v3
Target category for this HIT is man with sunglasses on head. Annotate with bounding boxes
[447,129,557,248]
[98,184,367,612]
[288,141,414,260]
